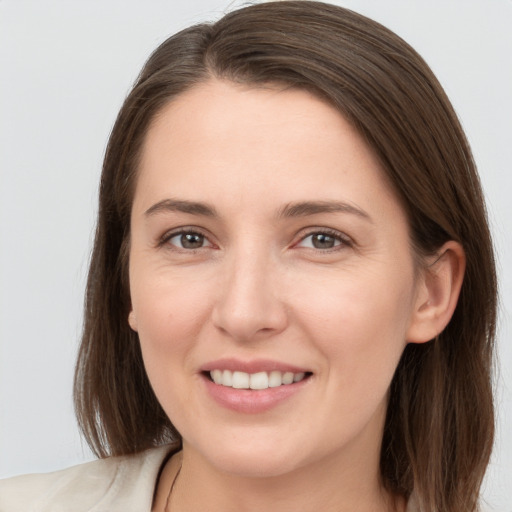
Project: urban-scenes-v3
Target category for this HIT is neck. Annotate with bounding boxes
[158,444,404,512]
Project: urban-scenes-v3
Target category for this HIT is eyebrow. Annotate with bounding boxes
[278,201,373,222]
[144,199,217,217]
[144,198,372,223]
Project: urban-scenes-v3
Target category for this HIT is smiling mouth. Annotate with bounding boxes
[205,370,312,390]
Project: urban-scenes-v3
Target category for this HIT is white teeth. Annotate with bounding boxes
[249,372,268,390]
[282,372,294,385]
[211,369,222,384]
[268,370,283,388]
[232,371,249,389]
[209,369,308,389]
[222,369,232,386]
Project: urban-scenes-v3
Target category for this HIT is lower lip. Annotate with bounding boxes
[202,374,310,414]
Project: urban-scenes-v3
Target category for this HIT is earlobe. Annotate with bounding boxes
[406,241,466,344]
[128,310,138,332]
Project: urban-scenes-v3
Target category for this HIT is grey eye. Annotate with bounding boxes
[169,232,207,249]
[298,232,342,249]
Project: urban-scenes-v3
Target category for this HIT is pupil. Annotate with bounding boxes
[181,233,203,249]
[313,233,335,249]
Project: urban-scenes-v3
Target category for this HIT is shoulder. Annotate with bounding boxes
[0,444,177,512]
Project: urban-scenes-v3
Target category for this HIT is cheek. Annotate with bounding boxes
[294,266,414,375]
[131,276,212,423]
[130,269,213,368]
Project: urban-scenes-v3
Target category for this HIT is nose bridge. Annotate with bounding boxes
[212,240,287,341]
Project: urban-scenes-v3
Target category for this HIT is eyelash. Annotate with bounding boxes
[158,227,352,252]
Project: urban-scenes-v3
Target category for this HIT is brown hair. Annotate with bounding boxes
[74,2,497,510]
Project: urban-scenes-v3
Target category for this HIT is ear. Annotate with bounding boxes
[128,309,138,332]
[406,241,466,344]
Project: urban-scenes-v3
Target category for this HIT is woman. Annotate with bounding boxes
[0,2,496,511]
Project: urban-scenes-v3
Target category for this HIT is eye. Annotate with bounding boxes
[296,230,348,250]
[166,231,212,250]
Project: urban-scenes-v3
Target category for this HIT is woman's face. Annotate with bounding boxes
[128,80,424,478]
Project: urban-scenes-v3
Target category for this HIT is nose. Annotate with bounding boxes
[211,249,288,342]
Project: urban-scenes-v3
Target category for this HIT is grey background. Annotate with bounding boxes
[1,1,511,509]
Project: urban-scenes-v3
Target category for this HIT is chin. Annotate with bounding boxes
[188,433,313,478]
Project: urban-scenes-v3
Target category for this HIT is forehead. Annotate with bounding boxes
[141,79,372,167]
[134,78,403,224]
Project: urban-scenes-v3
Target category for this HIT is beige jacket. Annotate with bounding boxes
[0,446,419,511]
[0,446,172,512]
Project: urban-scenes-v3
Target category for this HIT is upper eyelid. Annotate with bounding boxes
[295,227,353,243]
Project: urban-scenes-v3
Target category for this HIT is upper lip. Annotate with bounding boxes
[200,358,310,374]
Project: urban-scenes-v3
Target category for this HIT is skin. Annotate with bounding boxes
[128,79,465,512]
